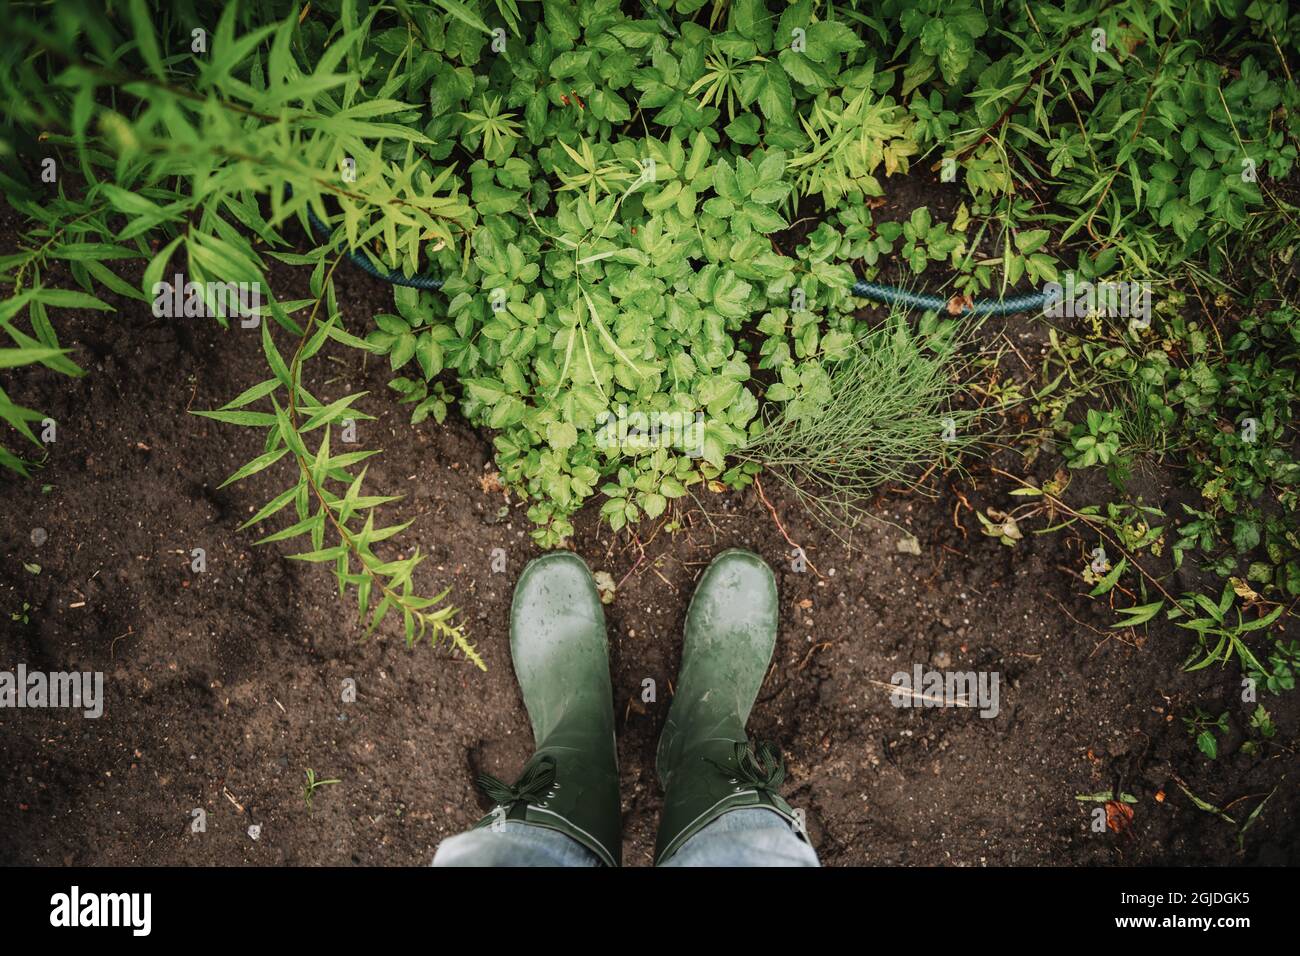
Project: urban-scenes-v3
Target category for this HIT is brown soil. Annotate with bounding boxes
[1,206,1296,868]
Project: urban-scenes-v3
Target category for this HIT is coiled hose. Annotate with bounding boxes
[304,206,1047,314]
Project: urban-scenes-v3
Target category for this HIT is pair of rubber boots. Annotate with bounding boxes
[472,549,806,866]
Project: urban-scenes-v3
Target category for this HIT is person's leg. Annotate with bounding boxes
[431,552,622,867]
[433,822,601,867]
[660,808,819,867]
[653,549,816,866]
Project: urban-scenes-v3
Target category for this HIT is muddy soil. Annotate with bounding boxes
[1,204,1296,867]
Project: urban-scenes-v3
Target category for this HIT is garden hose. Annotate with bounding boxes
[304,203,445,290]
[849,281,1047,316]
[302,202,1048,314]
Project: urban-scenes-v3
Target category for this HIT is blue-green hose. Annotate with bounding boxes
[303,202,445,290]
[303,205,1046,313]
[850,280,1046,315]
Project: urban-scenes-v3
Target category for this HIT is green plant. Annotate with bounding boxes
[1075,789,1137,804]
[1240,704,1277,755]
[1178,779,1279,849]
[1064,408,1123,471]
[1182,706,1229,759]
[1042,295,1298,680]
[303,768,341,807]
[1174,304,1300,596]
[194,274,481,666]
[1169,581,1283,675]
[1246,639,1300,695]
[788,84,917,206]
[739,308,982,530]
[1,0,477,661]
[389,375,453,425]
[896,206,964,275]
[458,94,524,163]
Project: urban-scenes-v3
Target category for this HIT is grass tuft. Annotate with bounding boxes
[741,305,987,532]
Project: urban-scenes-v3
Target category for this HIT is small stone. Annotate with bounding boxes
[594,571,616,604]
[896,535,922,555]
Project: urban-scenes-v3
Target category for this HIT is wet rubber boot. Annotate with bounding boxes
[654,548,809,865]
[470,552,621,866]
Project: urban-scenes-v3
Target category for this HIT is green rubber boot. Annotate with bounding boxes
[654,549,809,865]
[471,552,621,866]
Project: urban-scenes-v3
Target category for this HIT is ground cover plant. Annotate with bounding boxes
[1,0,1297,763]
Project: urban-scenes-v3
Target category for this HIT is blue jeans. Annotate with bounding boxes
[432,807,819,867]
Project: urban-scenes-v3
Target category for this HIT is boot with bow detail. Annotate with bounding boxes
[471,552,621,866]
[654,549,810,864]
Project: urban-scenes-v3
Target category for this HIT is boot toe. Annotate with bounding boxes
[509,551,606,678]
[685,548,778,649]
